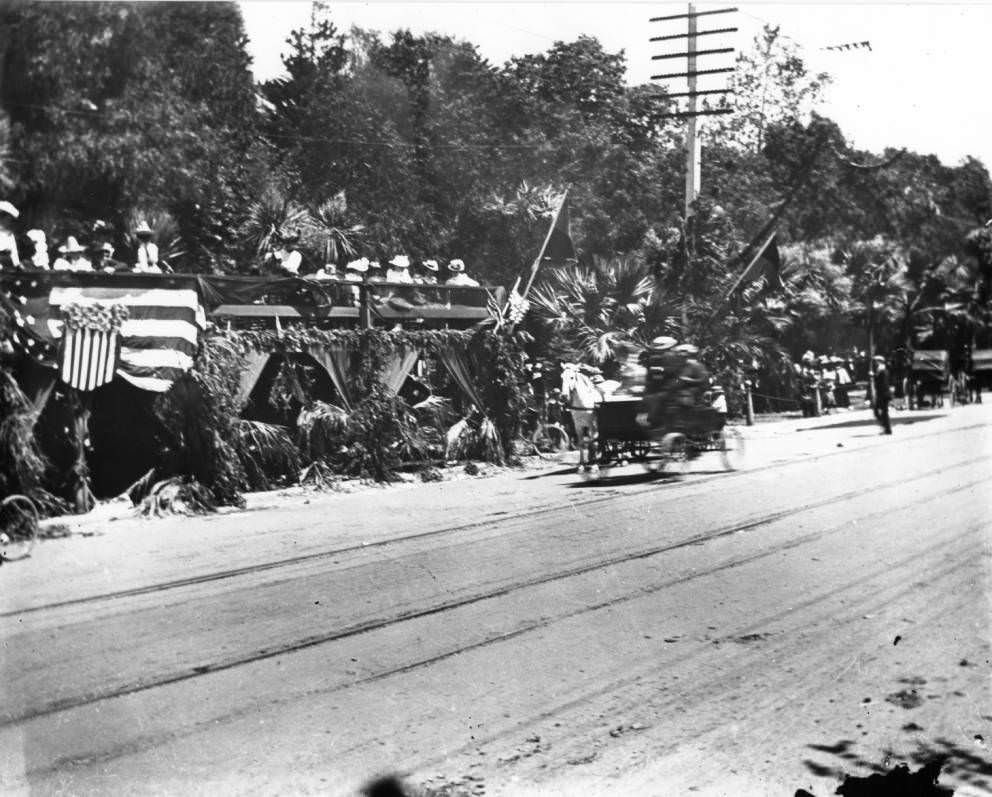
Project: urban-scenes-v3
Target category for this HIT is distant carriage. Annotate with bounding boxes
[970,349,992,403]
[907,350,954,409]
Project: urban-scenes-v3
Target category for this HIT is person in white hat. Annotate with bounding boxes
[344,257,369,281]
[53,237,92,271]
[313,262,338,281]
[270,230,302,276]
[344,257,369,306]
[26,229,49,269]
[445,258,479,286]
[415,258,439,285]
[386,254,413,284]
[133,220,160,272]
[367,260,384,282]
[0,201,20,269]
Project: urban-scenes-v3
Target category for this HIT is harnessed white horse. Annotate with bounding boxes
[559,363,604,450]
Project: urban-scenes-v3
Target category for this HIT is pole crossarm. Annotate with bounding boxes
[650,26,738,41]
[652,47,735,60]
[663,88,733,99]
[650,7,737,22]
[651,67,735,80]
[658,108,734,119]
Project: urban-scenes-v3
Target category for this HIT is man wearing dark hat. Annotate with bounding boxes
[90,241,121,272]
[872,355,892,434]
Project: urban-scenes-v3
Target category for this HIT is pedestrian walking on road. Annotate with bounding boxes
[873,355,892,434]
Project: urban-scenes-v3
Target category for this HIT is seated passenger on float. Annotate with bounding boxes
[386,254,413,284]
[26,229,49,269]
[53,236,92,271]
[313,262,338,280]
[133,220,161,272]
[269,230,302,276]
[366,260,385,282]
[90,241,123,273]
[0,201,21,270]
[415,259,439,285]
[445,258,479,286]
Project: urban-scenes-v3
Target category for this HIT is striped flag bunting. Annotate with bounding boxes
[42,276,206,393]
[59,303,127,391]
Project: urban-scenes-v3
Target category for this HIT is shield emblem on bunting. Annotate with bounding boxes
[58,302,129,391]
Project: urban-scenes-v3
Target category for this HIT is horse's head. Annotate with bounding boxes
[560,363,600,409]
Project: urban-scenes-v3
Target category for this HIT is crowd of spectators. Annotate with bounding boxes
[0,202,164,274]
[793,350,858,417]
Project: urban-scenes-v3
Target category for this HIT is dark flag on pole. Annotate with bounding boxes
[542,197,577,264]
[734,231,782,292]
[522,190,576,298]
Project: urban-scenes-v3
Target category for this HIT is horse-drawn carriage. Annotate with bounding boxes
[576,395,744,480]
[906,350,956,409]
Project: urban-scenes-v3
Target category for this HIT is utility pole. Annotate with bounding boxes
[649,5,737,219]
[684,3,701,218]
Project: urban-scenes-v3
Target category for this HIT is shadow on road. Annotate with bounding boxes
[802,736,992,794]
[797,413,945,432]
[565,471,674,488]
[520,466,580,480]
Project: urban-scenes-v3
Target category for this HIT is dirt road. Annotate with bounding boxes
[2,405,990,796]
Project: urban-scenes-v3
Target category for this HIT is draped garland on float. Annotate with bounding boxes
[156,327,530,490]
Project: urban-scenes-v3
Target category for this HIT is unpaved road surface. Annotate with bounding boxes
[2,405,991,796]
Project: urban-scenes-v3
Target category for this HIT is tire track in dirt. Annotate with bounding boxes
[3,429,985,621]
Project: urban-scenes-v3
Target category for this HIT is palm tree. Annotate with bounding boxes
[529,255,657,364]
[239,183,310,261]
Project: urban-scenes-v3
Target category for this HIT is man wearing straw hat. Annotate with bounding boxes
[133,220,160,272]
[53,236,92,271]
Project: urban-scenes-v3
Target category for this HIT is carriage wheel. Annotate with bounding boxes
[0,495,39,561]
[661,433,690,477]
[719,427,745,471]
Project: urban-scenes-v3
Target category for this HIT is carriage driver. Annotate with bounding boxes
[673,343,709,408]
[639,336,680,428]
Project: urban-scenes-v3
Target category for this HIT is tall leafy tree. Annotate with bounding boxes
[1,1,261,269]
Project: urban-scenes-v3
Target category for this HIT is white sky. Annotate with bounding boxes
[240,2,992,169]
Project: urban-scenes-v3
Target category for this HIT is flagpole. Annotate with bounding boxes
[522,189,569,300]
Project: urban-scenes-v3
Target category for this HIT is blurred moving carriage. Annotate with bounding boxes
[576,395,744,480]
[906,350,956,409]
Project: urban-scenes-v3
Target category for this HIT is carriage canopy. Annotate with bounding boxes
[972,349,992,373]
[910,349,949,377]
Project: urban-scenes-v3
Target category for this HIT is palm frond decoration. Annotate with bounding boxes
[297,401,351,461]
[302,190,365,266]
[0,368,47,497]
[136,477,216,517]
[233,419,300,489]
